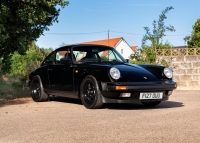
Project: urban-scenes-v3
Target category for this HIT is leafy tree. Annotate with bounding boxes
[0,0,69,62]
[131,6,175,65]
[130,42,173,65]
[184,18,200,48]
[1,43,52,81]
[142,6,175,51]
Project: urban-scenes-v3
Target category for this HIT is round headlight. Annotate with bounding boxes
[109,67,120,80]
[163,68,173,79]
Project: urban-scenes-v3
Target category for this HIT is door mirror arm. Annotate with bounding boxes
[126,59,130,63]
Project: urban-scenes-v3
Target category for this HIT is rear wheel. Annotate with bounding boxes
[30,75,48,102]
[142,101,161,106]
[80,75,103,109]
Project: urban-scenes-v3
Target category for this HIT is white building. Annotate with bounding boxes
[80,37,136,59]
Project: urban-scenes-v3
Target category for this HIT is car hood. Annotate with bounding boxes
[114,64,163,82]
[88,62,164,82]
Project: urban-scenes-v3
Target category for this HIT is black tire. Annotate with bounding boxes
[142,101,161,106]
[80,75,103,109]
[30,75,48,102]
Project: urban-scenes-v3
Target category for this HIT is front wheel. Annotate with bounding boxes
[80,75,103,109]
[142,101,161,106]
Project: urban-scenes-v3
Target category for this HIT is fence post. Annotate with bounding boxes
[170,49,172,56]
[186,48,188,56]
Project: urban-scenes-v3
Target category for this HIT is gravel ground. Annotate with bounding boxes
[0,90,200,143]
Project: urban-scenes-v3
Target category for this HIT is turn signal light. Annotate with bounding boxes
[116,86,127,90]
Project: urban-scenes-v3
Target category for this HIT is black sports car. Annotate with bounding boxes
[29,44,177,109]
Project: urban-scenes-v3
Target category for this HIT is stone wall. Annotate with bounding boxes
[158,55,200,90]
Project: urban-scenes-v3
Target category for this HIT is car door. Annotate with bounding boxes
[47,48,74,93]
[40,52,55,90]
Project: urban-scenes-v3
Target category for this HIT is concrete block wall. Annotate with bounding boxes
[158,55,200,90]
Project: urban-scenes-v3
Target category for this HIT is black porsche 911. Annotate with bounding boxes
[28,44,177,109]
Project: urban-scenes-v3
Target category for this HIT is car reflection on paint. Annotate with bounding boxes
[28,44,177,109]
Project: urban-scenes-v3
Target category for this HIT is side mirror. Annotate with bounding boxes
[44,60,54,65]
[126,59,130,63]
[60,58,72,66]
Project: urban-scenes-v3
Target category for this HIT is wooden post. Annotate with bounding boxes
[170,49,172,56]
[186,48,188,56]
[108,30,110,46]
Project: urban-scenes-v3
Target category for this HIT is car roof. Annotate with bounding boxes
[57,44,114,51]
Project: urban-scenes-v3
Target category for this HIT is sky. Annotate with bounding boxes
[36,0,200,50]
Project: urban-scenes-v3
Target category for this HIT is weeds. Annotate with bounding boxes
[0,76,30,103]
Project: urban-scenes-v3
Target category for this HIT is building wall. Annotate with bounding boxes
[158,55,200,90]
[115,40,133,59]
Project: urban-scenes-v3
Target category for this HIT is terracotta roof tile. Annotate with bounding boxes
[80,37,122,48]
[131,46,137,51]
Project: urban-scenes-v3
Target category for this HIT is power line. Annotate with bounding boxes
[111,30,189,36]
[44,31,107,35]
[110,30,143,35]
[164,34,189,36]
[43,30,190,36]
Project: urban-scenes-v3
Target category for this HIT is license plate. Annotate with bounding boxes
[139,92,163,99]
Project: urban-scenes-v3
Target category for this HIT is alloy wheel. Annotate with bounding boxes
[83,81,96,105]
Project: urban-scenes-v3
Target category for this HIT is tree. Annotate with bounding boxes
[0,0,69,62]
[130,42,173,65]
[184,18,200,48]
[142,6,175,51]
[130,7,175,65]
[2,42,52,81]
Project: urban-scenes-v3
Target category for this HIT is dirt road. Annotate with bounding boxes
[0,90,200,143]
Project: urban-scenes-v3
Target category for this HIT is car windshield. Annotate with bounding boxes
[72,46,126,63]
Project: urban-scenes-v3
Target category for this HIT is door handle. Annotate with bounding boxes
[48,69,52,71]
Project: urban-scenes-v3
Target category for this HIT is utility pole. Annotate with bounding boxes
[108,30,110,46]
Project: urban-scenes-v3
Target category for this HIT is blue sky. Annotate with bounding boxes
[36,0,200,49]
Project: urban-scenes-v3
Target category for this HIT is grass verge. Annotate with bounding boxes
[0,80,30,103]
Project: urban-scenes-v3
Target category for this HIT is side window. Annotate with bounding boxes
[43,53,55,65]
[73,51,86,62]
[55,49,72,64]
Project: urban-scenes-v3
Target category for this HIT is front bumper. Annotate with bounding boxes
[99,81,177,103]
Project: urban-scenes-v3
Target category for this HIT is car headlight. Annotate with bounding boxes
[163,68,173,79]
[109,67,120,80]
